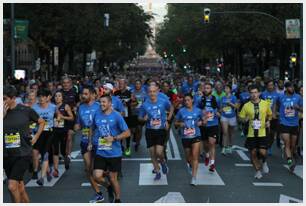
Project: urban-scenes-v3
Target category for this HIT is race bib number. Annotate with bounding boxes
[207,112,214,121]
[5,133,21,148]
[82,128,90,139]
[29,123,36,129]
[44,121,50,131]
[285,108,295,117]
[183,128,196,138]
[252,120,261,130]
[150,118,161,129]
[98,137,112,150]
[223,106,232,114]
[54,118,65,128]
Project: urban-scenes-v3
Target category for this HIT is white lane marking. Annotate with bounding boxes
[139,163,168,185]
[81,182,101,187]
[196,164,225,185]
[71,157,182,162]
[253,182,283,187]
[166,141,173,159]
[279,194,303,203]
[232,145,248,152]
[26,165,65,187]
[71,150,81,159]
[154,192,185,203]
[235,163,252,167]
[170,129,181,160]
[236,150,250,161]
[283,165,303,179]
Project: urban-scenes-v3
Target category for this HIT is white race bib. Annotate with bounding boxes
[252,120,261,130]
[183,128,196,138]
[150,118,161,129]
[98,137,112,150]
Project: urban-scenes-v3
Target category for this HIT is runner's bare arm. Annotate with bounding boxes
[32,118,45,145]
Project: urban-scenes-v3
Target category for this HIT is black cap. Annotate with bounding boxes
[284,82,293,88]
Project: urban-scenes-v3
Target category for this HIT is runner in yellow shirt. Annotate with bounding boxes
[239,85,272,179]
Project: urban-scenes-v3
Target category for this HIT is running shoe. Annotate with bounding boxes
[47,170,53,182]
[262,162,269,174]
[89,193,105,203]
[187,163,192,175]
[107,186,115,203]
[161,162,169,174]
[53,169,59,178]
[254,170,263,179]
[154,172,161,181]
[190,177,197,186]
[124,147,131,156]
[114,199,121,203]
[36,177,44,186]
[204,157,209,166]
[221,147,226,155]
[228,146,233,154]
[152,169,157,174]
[209,164,215,172]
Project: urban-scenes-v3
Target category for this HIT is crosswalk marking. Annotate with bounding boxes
[26,165,65,187]
[154,192,186,203]
[253,182,283,187]
[283,165,303,179]
[279,194,303,203]
[71,150,81,159]
[235,163,252,167]
[195,164,225,185]
[236,150,250,161]
[170,129,181,160]
[139,163,168,185]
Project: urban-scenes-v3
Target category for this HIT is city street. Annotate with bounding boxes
[3,127,303,203]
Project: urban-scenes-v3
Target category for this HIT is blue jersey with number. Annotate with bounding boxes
[278,93,303,126]
[32,103,56,131]
[139,98,171,129]
[261,90,279,109]
[220,95,237,118]
[175,107,202,139]
[77,102,100,144]
[93,110,129,158]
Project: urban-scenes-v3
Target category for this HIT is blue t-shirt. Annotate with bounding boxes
[261,90,279,109]
[139,97,171,129]
[76,102,100,144]
[239,92,250,104]
[112,96,125,114]
[197,96,219,127]
[220,95,237,118]
[175,107,202,139]
[193,94,202,108]
[32,103,56,131]
[278,93,303,126]
[132,90,147,115]
[181,81,199,95]
[93,110,129,158]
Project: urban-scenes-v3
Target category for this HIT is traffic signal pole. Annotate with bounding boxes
[10,3,15,78]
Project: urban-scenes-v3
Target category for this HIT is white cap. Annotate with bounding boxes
[103,83,114,91]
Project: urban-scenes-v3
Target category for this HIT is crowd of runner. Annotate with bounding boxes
[3,70,303,203]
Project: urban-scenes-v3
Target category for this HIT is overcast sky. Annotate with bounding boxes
[138,2,167,23]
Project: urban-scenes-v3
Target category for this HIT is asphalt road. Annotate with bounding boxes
[3,126,303,203]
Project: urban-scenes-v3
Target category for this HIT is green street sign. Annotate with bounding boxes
[14,20,29,40]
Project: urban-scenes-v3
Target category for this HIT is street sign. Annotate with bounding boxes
[285,19,300,39]
[15,20,29,40]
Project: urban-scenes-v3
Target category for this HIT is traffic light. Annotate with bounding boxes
[290,53,297,66]
[204,8,211,23]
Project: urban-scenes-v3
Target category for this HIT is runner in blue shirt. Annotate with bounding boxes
[276,82,303,172]
[103,83,125,115]
[219,84,239,155]
[32,88,56,186]
[175,93,203,186]
[181,76,199,95]
[138,85,174,181]
[260,80,280,156]
[74,86,102,203]
[90,95,130,203]
[197,82,220,173]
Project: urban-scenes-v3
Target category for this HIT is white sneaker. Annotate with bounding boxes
[262,162,269,174]
[254,170,263,179]
[190,177,197,186]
